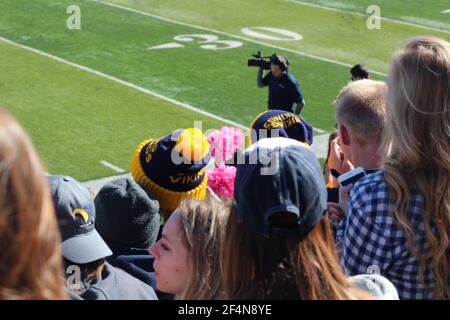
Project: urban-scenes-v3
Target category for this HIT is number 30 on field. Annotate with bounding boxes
[147,27,303,51]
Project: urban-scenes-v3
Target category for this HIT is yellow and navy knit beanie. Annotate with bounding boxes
[250,110,313,145]
[131,128,211,213]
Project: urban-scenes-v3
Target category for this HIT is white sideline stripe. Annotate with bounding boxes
[0,36,325,134]
[310,132,330,158]
[288,0,450,35]
[312,127,325,134]
[99,160,126,173]
[83,173,131,196]
[93,0,387,77]
[0,36,247,130]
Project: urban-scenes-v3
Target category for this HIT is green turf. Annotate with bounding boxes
[0,40,224,181]
[0,0,373,133]
[0,0,448,181]
[299,0,450,32]
[106,0,450,73]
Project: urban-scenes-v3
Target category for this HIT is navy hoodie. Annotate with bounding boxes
[80,262,157,300]
[106,242,174,300]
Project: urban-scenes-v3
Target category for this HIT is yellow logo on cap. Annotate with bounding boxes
[73,209,89,223]
[263,113,300,129]
[145,139,160,164]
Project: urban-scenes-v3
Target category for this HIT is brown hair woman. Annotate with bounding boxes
[0,108,66,299]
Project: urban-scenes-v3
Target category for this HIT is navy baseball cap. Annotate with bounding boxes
[234,137,327,238]
[49,175,112,264]
[250,110,314,145]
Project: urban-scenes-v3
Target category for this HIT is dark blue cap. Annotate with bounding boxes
[250,110,313,145]
[234,138,326,238]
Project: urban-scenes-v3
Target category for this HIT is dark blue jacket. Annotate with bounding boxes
[106,242,174,300]
[262,72,304,112]
[81,262,157,300]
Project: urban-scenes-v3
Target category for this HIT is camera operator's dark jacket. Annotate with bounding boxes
[259,71,304,112]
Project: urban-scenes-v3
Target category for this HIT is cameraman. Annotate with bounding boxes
[257,54,305,115]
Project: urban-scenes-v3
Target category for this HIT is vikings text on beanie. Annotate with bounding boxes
[131,128,211,212]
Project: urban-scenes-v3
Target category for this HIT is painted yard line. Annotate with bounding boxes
[0,36,247,130]
[0,36,325,134]
[93,0,387,77]
[288,0,450,35]
[99,160,126,173]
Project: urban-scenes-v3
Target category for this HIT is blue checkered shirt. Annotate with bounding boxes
[340,171,435,299]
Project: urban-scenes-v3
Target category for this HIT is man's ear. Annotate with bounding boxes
[339,125,351,146]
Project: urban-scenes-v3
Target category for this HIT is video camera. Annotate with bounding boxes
[248,51,289,71]
[247,51,272,70]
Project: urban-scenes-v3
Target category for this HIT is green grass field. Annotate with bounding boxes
[299,0,450,31]
[0,0,449,181]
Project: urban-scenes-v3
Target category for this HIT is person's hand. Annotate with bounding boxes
[338,183,353,216]
[327,183,353,224]
[327,136,354,185]
[327,202,345,224]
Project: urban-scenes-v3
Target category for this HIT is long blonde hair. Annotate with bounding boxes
[177,193,230,299]
[383,36,450,299]
[0,108,67,300]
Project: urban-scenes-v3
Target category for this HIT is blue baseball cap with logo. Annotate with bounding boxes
[49,175,112,264]
[250,110,313,145]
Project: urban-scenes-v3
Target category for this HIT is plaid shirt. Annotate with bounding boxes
[340,171,435,299]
